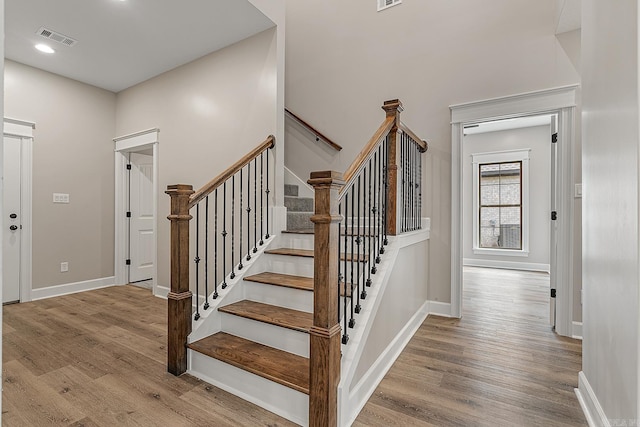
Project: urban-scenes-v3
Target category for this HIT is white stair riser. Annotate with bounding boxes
[268,255,315,276]
[244,281,313,312]
[220,312,310,357]
[279,234,315,250]
[189,351,309,426]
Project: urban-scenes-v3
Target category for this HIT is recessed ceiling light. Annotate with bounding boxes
[35,43,55,54]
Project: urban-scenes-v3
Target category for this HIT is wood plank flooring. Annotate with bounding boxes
[2,286,297,427]
[354,266,586,427]
[2,267,586,426]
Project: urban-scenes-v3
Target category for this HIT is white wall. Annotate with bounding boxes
[4,60,117,289]
[580,0,639,422]
[463,125,551,270]
[285,0,580,303]
[115,28,278,290]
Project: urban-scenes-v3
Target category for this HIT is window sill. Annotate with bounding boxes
[473,248,529,257]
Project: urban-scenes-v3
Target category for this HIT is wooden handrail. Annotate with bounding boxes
[189,135,275,209]
[399,122,429,153]
[285,108,343,152]
[341,116,395,192]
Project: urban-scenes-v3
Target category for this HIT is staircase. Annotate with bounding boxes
[187,202,319,424]
[284,183,314,232]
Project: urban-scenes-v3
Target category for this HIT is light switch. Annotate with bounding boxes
[53,193,70,203]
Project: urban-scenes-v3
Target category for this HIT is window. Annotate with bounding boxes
[377,0,401,12]
[479,162,522,249]
[472,149,530,256]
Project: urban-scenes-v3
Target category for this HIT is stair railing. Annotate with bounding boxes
[308,100,427,426]
[166,135,275,376]
[285,107,343,151]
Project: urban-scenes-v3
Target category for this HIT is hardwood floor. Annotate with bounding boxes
[354,266,586,427]
[2,286,297,427]
[2,268,586,426]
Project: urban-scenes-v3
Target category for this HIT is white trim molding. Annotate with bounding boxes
[572,321,582,340]
[463,258,550,273]
[427,301,453,317]
[576,371,610,427]
[114,129,159,296]
[31,276,115,300]
[450,85,578,339]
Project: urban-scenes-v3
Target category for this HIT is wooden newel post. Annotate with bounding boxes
[382,99,403,236]
[165,184,195,376]
[307,171,345,427]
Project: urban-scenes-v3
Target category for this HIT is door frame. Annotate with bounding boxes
[114,128,159,293]
[3,118,34,303]
[450,85,578,337]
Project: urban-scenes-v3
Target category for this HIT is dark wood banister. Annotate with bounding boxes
[399,122,429,153]
[285,108,343,152]
[189,135,275,209]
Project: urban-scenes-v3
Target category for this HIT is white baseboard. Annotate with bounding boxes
[463,258,550,273]
[572,321,583,340]
[342,301,429,427]
[31,276,115,301]
[427,300,453,317]
[576,371,610,427]
[154,285,170,299]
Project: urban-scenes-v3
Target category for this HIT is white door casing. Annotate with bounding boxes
[129,152,154,283]
[114,128,159,293]
[450,85,577,337]
[2,118,34,304]
[549,116,558,327]
[3,136,21,303]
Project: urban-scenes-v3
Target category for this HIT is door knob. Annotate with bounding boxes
[9,225,18,231]
[9,213,17,219]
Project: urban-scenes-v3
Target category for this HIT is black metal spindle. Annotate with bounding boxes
[418,141,422,230]
[367,158,373,286]
[214,189,219,299]
[341,201,349,344]
[382,135,388,248]
[246,162,252,261]
[204,196,210,310]
[260,153,264,246]
[231,175,236,279]
[358,175,366,302]
[239,169,244,271]
[253,157,258,253]
[266,150,270,239]
[373,147,381,268]
[402,132,406,233]
[194,203,201,321]
[222,182,228,289]
[349,187,355,328]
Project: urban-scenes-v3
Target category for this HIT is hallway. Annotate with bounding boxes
[354,267,586,426]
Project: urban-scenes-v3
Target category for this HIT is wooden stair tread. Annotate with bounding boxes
[219,300,313,333]
[188,332,309,394]
[245,272,313,291]
[281,229,314,235]
[265,247,368,262]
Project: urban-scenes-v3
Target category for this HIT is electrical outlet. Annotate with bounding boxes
[60,262,69,272]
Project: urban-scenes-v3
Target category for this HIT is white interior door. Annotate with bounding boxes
[3,136,21,303]
[549,116,558,327]
[129,152,154,283]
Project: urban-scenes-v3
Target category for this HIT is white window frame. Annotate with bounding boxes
[472,149,530,257]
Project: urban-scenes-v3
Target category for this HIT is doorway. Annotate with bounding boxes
[450,85,578,337]
[2,118,34,304]
[114,129,159,293]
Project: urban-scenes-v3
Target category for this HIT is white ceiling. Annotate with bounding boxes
[5,0,275,93]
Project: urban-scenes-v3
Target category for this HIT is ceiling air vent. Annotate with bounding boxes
[378,0,401,12]
[36,27,78,47]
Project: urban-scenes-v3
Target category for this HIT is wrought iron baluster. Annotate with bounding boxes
[260,153,264,246]
[357,175,366,303]
[204,196,210,310]
[367,158,373,286]
[222,182,228,289]
[418,141,422,230]
[266,150,270,239]
[239,169,244,271]
[194,203,201,321]
[373,148,381,269]
[231,175,236,280]
[253,157,258,253]
[349,187,356,328]
[214,189,219,299]
[247,162,252,261]
[382,135,388,248]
